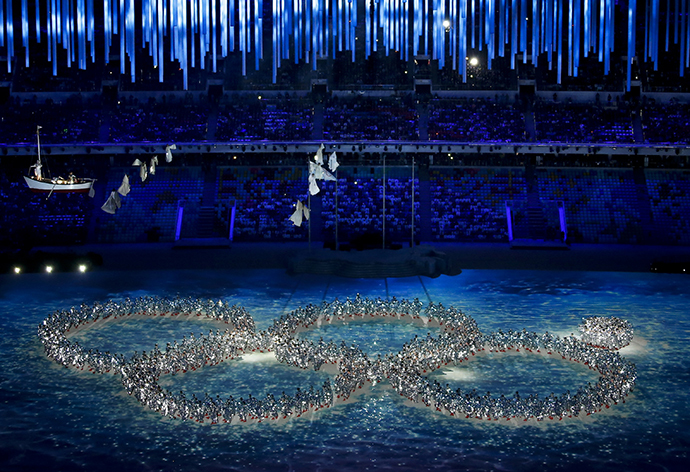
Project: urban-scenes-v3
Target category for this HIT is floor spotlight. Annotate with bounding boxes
[45,265,54,273]
[13,267,21,274]
[78,264,87,273]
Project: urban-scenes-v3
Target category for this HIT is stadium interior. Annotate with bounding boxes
[1,1,689,272]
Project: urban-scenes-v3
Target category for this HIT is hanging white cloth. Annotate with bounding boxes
[149,155,158,175]
[101,191,121,214]
[320,166,336,181]
[308,174,320,195]
[309,161,323,179]
[165,144,176,163]
[117,174,131,196]
[139,162,148,182]
[289,200,304,227]
[328,151,339,172]
[314,143,325,165]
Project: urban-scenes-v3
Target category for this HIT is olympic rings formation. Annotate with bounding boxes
[37,296,637,424]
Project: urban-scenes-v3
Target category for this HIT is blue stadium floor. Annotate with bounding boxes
[1,242,689,471]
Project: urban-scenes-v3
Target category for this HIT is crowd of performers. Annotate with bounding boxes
[579,316,634,350]
[38,296,637,424]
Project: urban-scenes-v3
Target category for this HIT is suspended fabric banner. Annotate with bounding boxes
[0,0,686,90]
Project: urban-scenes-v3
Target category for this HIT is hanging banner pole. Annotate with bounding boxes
[382,153,386,250]
[335,168,339,250]
[411,155,415,247]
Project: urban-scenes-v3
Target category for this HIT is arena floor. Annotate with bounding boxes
[37,241,690,274]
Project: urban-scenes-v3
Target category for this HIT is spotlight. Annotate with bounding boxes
[13,267,21,274]
[45,265,54,273]
[469,57,479,66]
[78,264,87,273]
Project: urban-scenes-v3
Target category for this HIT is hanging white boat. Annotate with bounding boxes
[24,126,95,195]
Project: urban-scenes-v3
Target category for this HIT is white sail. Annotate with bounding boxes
[132,159,143,166]
[328,151,339,172]
[101,191,121,214]
[165,144,176,163]
[118,174,131,196]
[302,204,310,220]
[149,156,158,175]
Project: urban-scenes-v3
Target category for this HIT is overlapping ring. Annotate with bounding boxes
[37,295,637,424]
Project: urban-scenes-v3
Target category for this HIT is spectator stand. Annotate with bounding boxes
[319,165,419,248]
[109,95,210,143]
[535,167,642,244]
[0,95,101,145]
[0,165,93,248]
[645,169,690,245]
[96,166,204,243]
[428,97,526,142]
[533,98,634,144]
[216,166,310,241]
[429,167,527,242]
[323,95,419,141]
[640,100,690,144]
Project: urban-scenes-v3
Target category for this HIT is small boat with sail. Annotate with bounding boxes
[24,126,95,195]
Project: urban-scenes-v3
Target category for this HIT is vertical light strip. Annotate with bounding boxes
[520,0,527,61]
[460,0,467,81]
[77,0,85,69]
[0,0,5,50]
[471,0,475,49]
[35,0,41,43]
[682,0,688,75]
[511,0,517,68]
[487,0,493,68]
[686,0,690,69]
[531,0,538,63]
[127,0,135,84]
[627,0,636,90]
[598,0,605,60]
[22,0,29,67]
[557,0,562,83]
[5,0,13,72]
[51,0,58,74]
[497,0,504,57]
[568,0,573,76]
